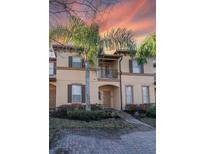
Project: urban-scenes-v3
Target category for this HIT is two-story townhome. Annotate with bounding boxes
[49,44,156,110]
[49,50,56,110]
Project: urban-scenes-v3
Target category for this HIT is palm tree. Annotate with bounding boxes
[102,28,136,54]
[50,20,142,111]
[50,16,100,111]
[136,33,156,64]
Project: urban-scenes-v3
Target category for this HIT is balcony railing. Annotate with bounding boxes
[97,68,118,79]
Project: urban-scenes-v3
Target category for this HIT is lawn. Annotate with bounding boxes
[140,117,156,127]
[49,117,134,144]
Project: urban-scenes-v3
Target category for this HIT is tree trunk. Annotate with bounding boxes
[85,60,91,111]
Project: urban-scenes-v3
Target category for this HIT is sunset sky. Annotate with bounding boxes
[50,0,156,44]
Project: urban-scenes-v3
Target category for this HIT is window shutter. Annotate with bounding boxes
[68,56,72,67]
[129,59,133,73]
[82,59,85,68]
[67,84,72,103]
[81,85,85,103]
[54,62,56,74]
[140,64,144,73]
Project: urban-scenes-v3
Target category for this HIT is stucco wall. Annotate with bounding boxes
[55,50,155,109]
[120,55,154,74]
[121,75,155,109]
[56,69,99,107]
[56,50,86,67]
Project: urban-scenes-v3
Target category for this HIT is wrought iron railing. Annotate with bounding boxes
[97,68,118,79]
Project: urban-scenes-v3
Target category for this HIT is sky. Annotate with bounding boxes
[50,0,156,44]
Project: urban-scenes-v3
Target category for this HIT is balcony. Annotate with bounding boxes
[97,68,118,79]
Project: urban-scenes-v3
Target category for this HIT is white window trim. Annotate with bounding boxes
[49,62,54,75]
[72,56,82,68]
[72,85,82,103]
[125,85,133,104]
[142,86,150,104]
[132,60,142,73]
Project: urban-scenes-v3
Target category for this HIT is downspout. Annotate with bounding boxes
[119,56,123,110]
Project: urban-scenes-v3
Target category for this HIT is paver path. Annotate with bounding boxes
[115,110,153,129]
[50,128,156,154]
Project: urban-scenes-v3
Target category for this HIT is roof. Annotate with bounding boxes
[52,44,128,57]
[52,44,77,50]
[98,54,122,59]
[114,49,134,55]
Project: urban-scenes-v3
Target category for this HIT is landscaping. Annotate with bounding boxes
[50,104,118,121]
[140,117,156,128]
[49,105,135,144]
[124,104,156,127]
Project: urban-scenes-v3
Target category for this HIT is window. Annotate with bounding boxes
[142,86,150,104]
[125,86,133,104]
[132,60,143,73]
[49,62,54,75]
[72,56,82,68]
[72,85,81,102]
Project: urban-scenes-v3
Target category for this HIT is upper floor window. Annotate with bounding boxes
[142,86,150,104]
[69,56,82,68]
[72,85,82,103]
[72,56,82,68]
[49,62,54,75]
[132,60,143,73]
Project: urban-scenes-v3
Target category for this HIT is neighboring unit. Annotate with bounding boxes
[49,50,56,110]
[49,45,156,110]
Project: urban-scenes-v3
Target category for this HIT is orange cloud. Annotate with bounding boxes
[50,0,156,44]
[96,0,155,43]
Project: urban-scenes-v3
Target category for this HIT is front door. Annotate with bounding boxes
[103,91,111,108]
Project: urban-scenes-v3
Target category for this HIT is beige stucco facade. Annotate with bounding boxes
[52,47,155,110]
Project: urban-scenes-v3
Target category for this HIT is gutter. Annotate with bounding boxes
[119,56,123,110]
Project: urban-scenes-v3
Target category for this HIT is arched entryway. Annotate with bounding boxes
[49,83,56,109]
[98,84,120,110]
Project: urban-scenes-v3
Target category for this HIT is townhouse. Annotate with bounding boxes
[49,45,156,110]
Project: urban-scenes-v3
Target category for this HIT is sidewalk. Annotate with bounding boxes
[114,110,154,129]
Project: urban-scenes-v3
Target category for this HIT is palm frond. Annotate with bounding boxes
[103,27,137,52]
[49,25,71,45]
[136,33,156,64]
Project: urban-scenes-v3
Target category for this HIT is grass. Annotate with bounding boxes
[49,117,134,144]
[140,117,156,127]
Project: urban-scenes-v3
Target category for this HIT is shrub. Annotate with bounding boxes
[146,106,156,118]
[50,104,85,119]
[124,104,137,115]
[66,110,118,121]
[50,109,67,119]
[91,104,103,110]
[136,108,147,114]
[58,104,85,111]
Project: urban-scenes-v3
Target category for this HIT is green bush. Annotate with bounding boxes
[124,104,137,115]
[58,104,85,111]
[91,104,103,110]
[146,106,156,118]
[66,110,118,121]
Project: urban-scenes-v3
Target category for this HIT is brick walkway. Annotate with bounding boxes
[50,128,156,154]
[115,110,153,128]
